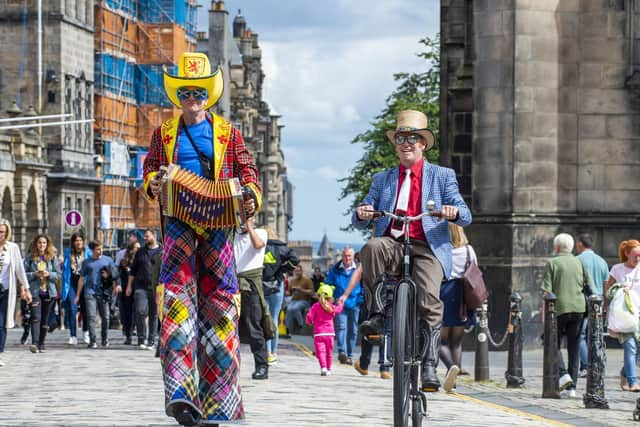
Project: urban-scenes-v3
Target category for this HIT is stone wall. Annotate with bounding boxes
[442,0,640,346]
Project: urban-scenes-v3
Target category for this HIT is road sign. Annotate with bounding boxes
[65,210,83,227]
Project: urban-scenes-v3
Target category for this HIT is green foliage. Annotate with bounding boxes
[339,35,440,233]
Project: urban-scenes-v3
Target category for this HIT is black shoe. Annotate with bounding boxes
[88,342,98,349]
[252,365,269,380]
[173,404,200,426]
[359,314,385,337]
[124,336,132,345]
[20,332,28,345]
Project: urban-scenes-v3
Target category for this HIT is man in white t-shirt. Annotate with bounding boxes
[233,216,270,380]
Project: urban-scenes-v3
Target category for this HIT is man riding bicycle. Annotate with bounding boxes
[352,110,472,391]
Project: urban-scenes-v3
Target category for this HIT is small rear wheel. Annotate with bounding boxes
[393,281,412,427]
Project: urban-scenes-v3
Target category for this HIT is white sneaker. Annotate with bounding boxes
[139,343,148,350]
[0,358,4,367]
[326,370,331,376]
[71,336,78,345]
[568,389,577,398]
[83,331,90,344]
[443,365,460,392]
[559,373,574,391]
[320,368,328,376]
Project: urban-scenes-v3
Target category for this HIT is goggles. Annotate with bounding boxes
[177,87,208,101]
[395,134,423,145]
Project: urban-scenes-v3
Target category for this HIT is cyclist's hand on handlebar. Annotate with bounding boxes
[440,205,459,221]
[356,204,375,221]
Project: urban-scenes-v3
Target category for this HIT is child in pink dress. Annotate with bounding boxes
[306,283,343,376]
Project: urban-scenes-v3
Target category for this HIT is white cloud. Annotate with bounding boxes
[313,166,341,180]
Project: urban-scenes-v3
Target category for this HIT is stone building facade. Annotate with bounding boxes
[197,2,293,241]
[0,0,99,251]
[441,0,640,344]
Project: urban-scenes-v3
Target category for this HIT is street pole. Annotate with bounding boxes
[542,292,560,398]
[505,292,525,388]
[584,294,609,409]
[474,302,490,382]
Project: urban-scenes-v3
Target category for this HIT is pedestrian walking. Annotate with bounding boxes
[74,240,119,348]
[235,216,270,380]
[306,283,343,376]
[143,51,261,426]
[262,228,299,365]
[61,233,91,346]
[604,239,640,391]
[438,223,478,392]
[338,265,392,380]
[541,233,593,398]
[23,235,61,353]
[311,266,325,292]
[0,219,30,366]
[126,229,162,349]
[325,246,362,365]
[118,241,140,345]
[575,233,609,377]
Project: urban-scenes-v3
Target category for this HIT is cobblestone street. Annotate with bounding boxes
[0,328,571,426]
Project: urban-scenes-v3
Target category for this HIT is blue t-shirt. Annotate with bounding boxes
[176,120,213,177]
[578,250,609,296]
[80,256,116,295]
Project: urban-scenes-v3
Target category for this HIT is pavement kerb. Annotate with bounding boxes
[289,340,575,426]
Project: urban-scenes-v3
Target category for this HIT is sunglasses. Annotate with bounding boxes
[395,134,423,145]
[177,87,208,101]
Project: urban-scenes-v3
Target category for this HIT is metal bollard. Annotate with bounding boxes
[584,294,609,409]
[542,292,560,398]
[474,302,490,382]
[505,292,525,388]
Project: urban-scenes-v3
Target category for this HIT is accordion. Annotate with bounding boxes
[159,164,245,230]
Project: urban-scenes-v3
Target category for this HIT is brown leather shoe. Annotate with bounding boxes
[380,371,392,380]
[621,375,629,390]
[354,360,368,376]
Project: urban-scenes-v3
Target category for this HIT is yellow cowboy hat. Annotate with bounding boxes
[163,52,224,111]
[386,110,436,150]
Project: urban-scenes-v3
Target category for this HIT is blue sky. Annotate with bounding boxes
[197,1,439,244]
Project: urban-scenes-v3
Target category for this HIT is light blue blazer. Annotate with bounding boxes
[352,162,472,279]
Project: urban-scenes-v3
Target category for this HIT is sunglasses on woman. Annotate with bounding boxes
[177,87,208,101]
[395,134,423,145]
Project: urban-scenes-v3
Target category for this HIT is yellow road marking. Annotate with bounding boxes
[293,342,572,426]
[448,392,574,427]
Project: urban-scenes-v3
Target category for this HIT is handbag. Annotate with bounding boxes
[462,245,488,310]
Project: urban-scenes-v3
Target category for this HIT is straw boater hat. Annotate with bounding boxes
[163,52,224,111]
[386,110,436,150]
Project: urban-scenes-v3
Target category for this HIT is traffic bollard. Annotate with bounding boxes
[584,294,609,409]
[542,292,560,398]
[475,302,490,382]
[505,292,525,388]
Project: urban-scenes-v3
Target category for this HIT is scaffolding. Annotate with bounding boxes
[94,0,196,243]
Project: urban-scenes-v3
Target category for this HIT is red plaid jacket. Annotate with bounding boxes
[143,114,261,203]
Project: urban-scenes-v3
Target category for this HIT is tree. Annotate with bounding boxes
[339,35,440,234]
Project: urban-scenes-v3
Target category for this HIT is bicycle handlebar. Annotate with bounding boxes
[371,209,443,221]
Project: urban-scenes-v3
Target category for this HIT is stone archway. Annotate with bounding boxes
[1,187,12,224]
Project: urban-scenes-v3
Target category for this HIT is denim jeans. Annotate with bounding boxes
[134,288,157,345]
[557,312,583,390]
[30,293,52,347]
[335,306,360,358]
[64,286,78,338]
[85,293,110,344]
[0,288,8,353]
[579,317,588,369]
[622,336,638,386]
[265,283,284,354]
[285,299,310,332]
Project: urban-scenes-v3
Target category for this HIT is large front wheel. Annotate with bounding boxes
[393,281,412,427]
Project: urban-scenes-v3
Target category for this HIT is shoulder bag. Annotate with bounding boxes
[462,245,489,310]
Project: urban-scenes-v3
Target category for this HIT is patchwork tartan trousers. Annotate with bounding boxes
[160,217,244,422]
